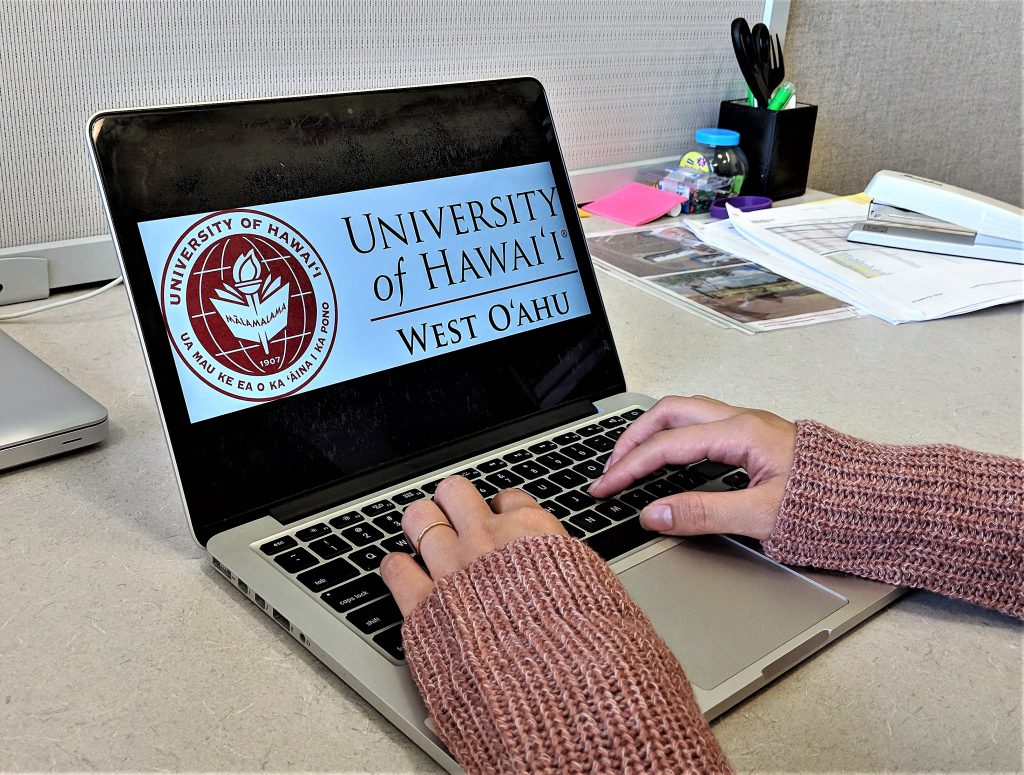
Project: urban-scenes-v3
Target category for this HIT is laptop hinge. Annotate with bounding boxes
[268,398,598,525]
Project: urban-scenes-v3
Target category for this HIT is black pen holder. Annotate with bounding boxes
[717,99,818,200]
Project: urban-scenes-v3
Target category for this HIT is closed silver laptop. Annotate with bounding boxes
[88,78,900,773]
[0,329,108,471]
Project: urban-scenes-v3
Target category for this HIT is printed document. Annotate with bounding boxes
[693,197,1024,323]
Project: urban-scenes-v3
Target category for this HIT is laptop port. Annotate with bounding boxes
[254,593,266,610]
[237,578,249,595]
[272,608,290,631]
[211,557,233,581]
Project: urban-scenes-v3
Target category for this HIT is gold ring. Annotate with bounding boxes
[413,520,456,554]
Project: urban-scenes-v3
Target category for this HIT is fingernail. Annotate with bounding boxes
[603,455,616,472]
[641,505,672,531]
[588,475,604,494]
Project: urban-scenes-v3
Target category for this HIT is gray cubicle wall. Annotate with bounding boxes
[786,0,1024,206]
[1,0,765,248]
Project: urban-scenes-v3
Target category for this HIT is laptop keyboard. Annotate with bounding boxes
[251,407,748,663]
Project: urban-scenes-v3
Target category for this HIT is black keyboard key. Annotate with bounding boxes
[667,470,705,490]
[421,479,444,494]
[452,467,481,481]
[541,500,570,518]
[346,596,402,634]
[576,423,604,437]
[691,460,737,479]
[372,512,404,535]
[639,467,669,484]
[478,459,507,473]
[392,488,424,506]
[510,460,549,479]
[605,427,626,440]
[582,435,615,453]
[563,521,586,539]
[528,440,557,454]
[329,511,361,529]
[296,556,359,592]
[373,624,406,661]
[486,470,525,489]
[340,523,385,547]
[599,415,627,428]
[349,545,388,572]
[573,460,604,479]
[536,451,572,470]
[568,509,611,533]
[622,408,644,421]
[645,479,684,498]
[260,535,297,555]
[723,471,750,488]
[522,478,562,499]
[549,469,587,488]
[474,479,499,498]
[295,522,332,542]
[585,517,658,562]
[322,574,388,613]
[561,443,595,461]
[594,500,637,521]
[554,490,596,511]
[274,547,319,574]
[620,489,657,509]
[503,449,532,463]
[361,499,395,518]
[308,534,352,560]
[381,534,413,554]
[553,431,582,445]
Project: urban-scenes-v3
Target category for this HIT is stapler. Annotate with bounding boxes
[847,170,1024,264]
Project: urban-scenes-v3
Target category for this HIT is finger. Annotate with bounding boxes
[490,488,540,513]
[606,396,747,470]
[638,482,784,540]
[590,417,749,498]
[380,552,434,616]
[402,498,460,578]
[432,476,494,533]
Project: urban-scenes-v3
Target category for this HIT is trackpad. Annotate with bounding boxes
[619,536,847,689]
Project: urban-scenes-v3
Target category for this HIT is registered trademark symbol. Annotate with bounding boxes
[561,230,568,238]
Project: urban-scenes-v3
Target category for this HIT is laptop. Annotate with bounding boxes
[88,78,900,772]
[0,329,108,471]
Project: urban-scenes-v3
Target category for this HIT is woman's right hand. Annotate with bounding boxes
[588,395,797,540]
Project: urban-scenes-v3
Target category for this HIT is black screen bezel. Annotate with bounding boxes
[89,78,625,546]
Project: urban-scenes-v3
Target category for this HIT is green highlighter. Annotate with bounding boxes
[768,81,796,111]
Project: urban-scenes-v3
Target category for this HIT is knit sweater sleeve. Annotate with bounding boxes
[764,420,1024,618]
[400,533,732,774]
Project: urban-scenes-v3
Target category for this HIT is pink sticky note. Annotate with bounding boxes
[582,183,686,226]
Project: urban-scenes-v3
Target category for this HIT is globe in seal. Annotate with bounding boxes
[160,209,338,403]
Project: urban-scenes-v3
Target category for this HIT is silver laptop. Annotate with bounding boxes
[88,78,900,773]
[0,329,108,471]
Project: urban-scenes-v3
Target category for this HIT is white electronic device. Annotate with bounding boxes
[847,170,1024,264]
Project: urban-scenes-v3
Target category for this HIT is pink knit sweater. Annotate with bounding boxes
[402,421,1023,773]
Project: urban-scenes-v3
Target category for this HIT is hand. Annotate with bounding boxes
[588,396,796,540]
[380,477,565,615]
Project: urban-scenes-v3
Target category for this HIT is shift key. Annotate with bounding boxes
[347,596,403,634]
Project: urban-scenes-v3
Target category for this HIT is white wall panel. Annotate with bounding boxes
[1,0,762,245]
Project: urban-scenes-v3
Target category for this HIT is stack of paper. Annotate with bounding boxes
[691,197,1024,323]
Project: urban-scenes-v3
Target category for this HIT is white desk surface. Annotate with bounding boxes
[1,208,1022,772]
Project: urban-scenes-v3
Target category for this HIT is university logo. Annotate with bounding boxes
[160,209,338,402]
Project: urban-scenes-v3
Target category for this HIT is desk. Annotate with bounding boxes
[1,227,1021,771]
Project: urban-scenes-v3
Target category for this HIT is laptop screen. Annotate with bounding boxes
[137,161,591,423]
[91,79,624,544]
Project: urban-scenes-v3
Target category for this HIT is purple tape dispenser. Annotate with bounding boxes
[709,195,773,219]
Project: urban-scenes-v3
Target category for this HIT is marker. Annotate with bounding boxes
[768,81,795,111]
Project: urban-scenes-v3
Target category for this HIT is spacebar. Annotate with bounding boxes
[584,517,659,562]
